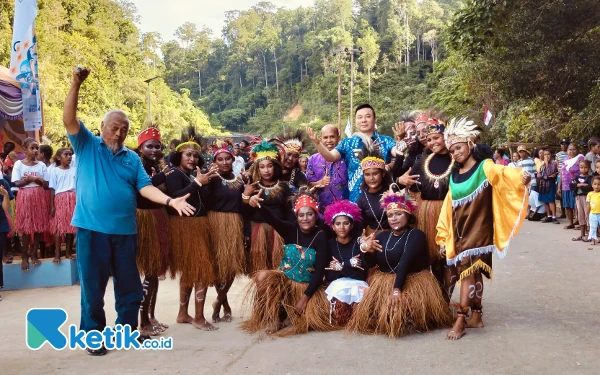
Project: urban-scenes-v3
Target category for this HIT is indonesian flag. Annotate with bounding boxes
[10,0,42,131]
[483,107,493,126]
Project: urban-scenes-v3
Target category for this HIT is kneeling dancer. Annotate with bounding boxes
[241,192,328,336]
[436,118,529,340]
[322,200,369,327]
[348,190,452,338]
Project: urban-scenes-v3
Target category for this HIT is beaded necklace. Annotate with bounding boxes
[365,190,386,230]
[384,229,412,273]
[257,180,281,196]
[217,172,242,189]
[424,153,454,189]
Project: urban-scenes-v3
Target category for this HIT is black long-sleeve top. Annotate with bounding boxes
[202,173,244,213]
[257,205,327,298]
[408,153,452,200]
[281,168,308,191]
[570,174,593,196]
[137,164,167,210]
[366,228,428,290]
[325,236,369,282]
[243,183,295,223]
[164,167,206,216]
[356,187,389,231]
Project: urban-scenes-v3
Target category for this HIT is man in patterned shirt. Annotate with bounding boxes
[307,104,401,202]
[517,145,537,191]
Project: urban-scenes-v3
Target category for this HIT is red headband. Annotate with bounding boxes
[294,195,319,214]
[137,128,161,147]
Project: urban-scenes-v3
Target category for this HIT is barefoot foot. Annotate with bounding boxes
[466,311,484,328]
[211,301,222,323]
[192,318,218,331]
[65,254,76,260]
[446,317,466,340]
[149,317,169,330]
[139,323,162,336]
[264,321,286,335]
[31,257,41,266]
[53,256,61,264]
[21,258,29,271]
[176,314,193,324]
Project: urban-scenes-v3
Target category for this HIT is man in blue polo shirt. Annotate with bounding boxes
[307,104,401,202]
[63,68,194,355]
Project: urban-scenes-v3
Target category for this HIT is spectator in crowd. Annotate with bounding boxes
[559,143,585,230]
[537,149,558,223]
[508,152,519,168]
[517,145,537,192]
[494,148,509,166]
[585,138,600,173]
[232,143,246,178]
[528,188,547,221]
[0,142,15,160]
[570,159,593,241]
[586,176,600,245]
[298,153,309,174]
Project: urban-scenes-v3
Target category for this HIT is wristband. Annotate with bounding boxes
[194,178,202,187]
[242,193,251,200]
[166,198,172,207]
[359,243,368,253]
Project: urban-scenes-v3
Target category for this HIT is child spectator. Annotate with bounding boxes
[538,149,558,223]
[571,160,593,241]
[49,148,76,263]
[586,176,600,245]
[594,160,600,176]
[11,138,49,270]
[508,152,519,168]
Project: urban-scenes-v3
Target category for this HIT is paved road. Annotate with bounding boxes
[1,221,599,374]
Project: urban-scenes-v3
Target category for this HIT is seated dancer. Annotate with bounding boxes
[347,191,452,338]
[356,146,393,236]
[242,141,292,273]
[135,126,171,336]
[322,200,369,327]
[206,139,246,323]
[272,130,308,193]
[399,118,455,301]
[436,118,530,340]
[241,192,329,336]
[165,127,220,331]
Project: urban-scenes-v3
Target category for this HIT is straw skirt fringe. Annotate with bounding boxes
[248,222,284,273]
[136,208,170,276]
[168,216,216,287]
[16,186,49,234]
[347,270,453,338]
[208,211,246,282]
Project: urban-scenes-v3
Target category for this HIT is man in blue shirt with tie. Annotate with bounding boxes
[63,67,194,355]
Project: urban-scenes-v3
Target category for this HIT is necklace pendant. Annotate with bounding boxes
[222,179,227,186]
[434,179,440,188]
[264,189,270,196]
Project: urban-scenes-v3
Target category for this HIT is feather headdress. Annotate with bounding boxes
[379,190,417,215]
[250,141,280,163]
[444,117,481,149]
[324,200,362,227]
[270,129,306,155]
[211,138,234,160]
[359,134,385,171]
[176,126,203,152]
[137,122,161,148]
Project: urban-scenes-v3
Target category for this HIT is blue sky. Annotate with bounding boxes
[130,0,314,41]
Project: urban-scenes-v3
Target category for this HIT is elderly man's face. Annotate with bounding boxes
[101,113,129,154]
[321,127,340,151]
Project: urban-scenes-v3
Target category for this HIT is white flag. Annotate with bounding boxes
[483,108,493,126]
[10,0,42,131]
[344,118,352,138]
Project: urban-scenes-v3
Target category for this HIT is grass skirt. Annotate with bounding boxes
[50,191,76,235]
[240,270,332,336]
[414,199,444,265]
[16,186,49,234]
[208,211,246,282]
[248,222,284,273]
[168,215,216,287]
[346,270,453,338]
[136,208,170,277]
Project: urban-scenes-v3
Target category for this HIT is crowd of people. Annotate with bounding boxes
[498,139,600,245]
[4,66,564,355]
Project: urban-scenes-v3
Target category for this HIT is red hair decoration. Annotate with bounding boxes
[137,128,161,147]
[294,195,319,215]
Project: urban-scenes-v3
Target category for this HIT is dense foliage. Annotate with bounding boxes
[0,0,222,148]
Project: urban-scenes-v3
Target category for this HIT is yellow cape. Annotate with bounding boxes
[436,159,529,263]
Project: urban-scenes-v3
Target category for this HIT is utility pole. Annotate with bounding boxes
[332,47,362,135]
[144,76,161,124]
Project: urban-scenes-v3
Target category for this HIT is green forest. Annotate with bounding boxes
[0,0,599,147]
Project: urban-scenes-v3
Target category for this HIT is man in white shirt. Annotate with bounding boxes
[232,143,245,178]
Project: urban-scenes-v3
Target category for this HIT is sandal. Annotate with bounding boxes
[572,237,582,241]
[564,225,575,229]
[582,238,591,242]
